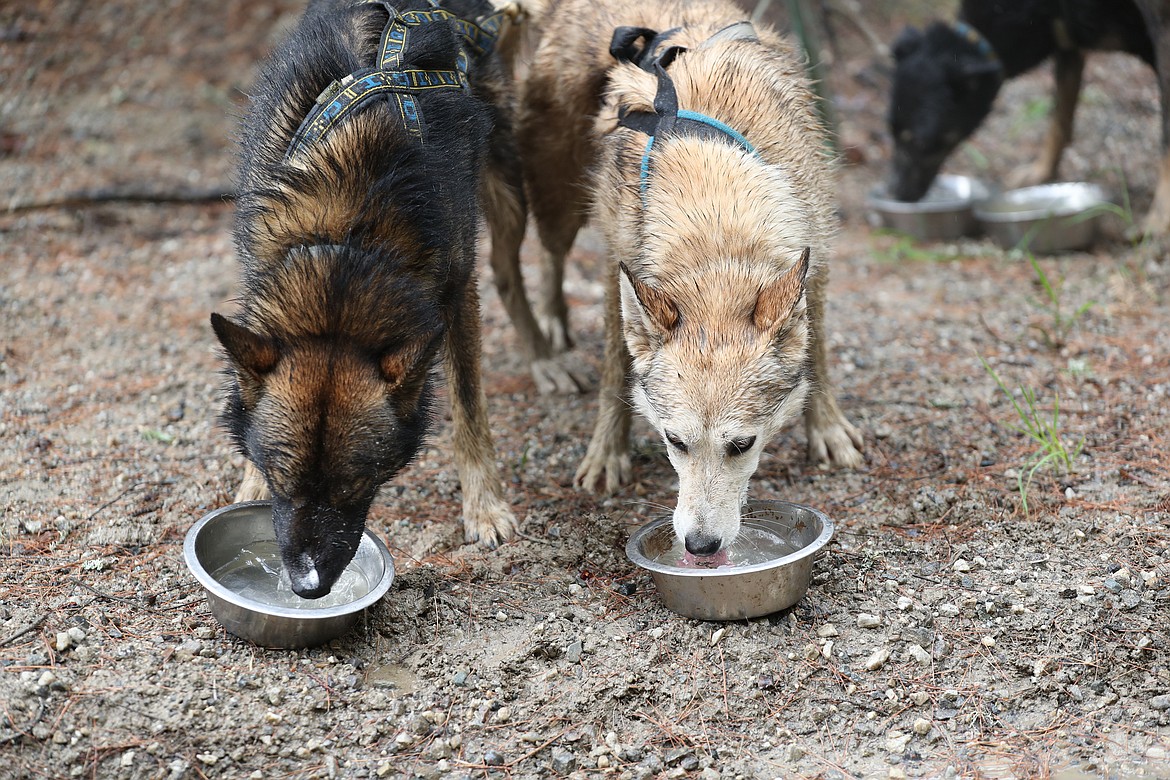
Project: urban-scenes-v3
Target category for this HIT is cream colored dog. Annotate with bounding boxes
[506,0,864,555]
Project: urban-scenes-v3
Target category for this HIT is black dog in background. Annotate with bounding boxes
[888,0,1170,235]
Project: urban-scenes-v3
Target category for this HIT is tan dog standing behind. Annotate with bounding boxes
[506,0,864,555]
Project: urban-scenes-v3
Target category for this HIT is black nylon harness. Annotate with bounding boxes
[608,24,760,201]
[284,0,507,163]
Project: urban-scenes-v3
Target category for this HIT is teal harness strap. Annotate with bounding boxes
[283,1,507,162]
[613,42,760,202]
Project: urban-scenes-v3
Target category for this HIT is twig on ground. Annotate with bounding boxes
[5,186,233,213]
[0,613,48,648]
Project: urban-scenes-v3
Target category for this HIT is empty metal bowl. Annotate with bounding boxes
[975,182,1108,253]
[626,500,833,621]
[867,174,991,240]
[184,501,395,648]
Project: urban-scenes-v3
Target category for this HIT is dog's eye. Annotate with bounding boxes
[665,431,688,454]
[726,436,756,457]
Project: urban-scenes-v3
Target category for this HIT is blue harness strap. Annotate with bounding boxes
[612,38,760,201]
[284,1,506,162]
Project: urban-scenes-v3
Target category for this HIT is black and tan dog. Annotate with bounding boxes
[211,0,536,598]
[497,0,864,556]
[889,0,1170,235]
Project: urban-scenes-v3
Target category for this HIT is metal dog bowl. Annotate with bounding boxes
[975,182,1108,253]
[184,501,395,648]
[626,500,833,621]
[867,174,991,240]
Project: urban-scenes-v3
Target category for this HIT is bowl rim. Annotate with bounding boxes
[867,174,992,214]
[624,501,833,579]
[183,500,395,619]
[973,182,1108,223]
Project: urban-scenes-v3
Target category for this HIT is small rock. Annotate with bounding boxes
[196,754,218,765]
[680,754,700,772]
[451,670,468,686]
[907,644,931,665]
[865,647,891,671]
[803,643,820,662]
[483,750,505,767]
[817,624,838,638]
[783,744,804,762]
[67,626,86,643]
[193,626,214,640]
[649,627,665,639]
[886,732,912,754]
[896,596,914,612]
[266,687,283,706]
[952,559,972,573]
[565,639,584,664]
[699,768,721,780]
[981,636,996,647]
[495,610,508,621]
[710,627,726,646]
[1150,694,1170,711]
[821,640,834,659]
[911,691,930,706]
[857,613,881,629]
[174,640,202,659]
[568,584,583,597]
[938,603,960,617]
[495,706,512,723]
[1118,589,1142,610]
[56,632,73,652]
[376,761,393,777]
[1147,747,1168,761]
[551,748,576,775]
[912,718,932,736]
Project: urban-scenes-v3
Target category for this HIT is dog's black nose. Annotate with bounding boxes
[684,532,722,557]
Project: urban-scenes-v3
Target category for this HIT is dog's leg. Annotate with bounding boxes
[481,145,586,396]
[234,461,270,503]
[444,276,519,546]
[1141,18,1170,236]
[575,257,633,493]
[514,84,595,389]
[803,268,864,469]
[1007,49,1084,189]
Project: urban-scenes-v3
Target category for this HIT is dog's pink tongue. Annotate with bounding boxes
[681,550,731,568]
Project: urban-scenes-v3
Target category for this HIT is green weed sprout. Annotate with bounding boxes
[980,357,1085,516]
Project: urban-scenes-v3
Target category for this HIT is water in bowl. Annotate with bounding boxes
[211,540,370,609]
[653,523,797,569]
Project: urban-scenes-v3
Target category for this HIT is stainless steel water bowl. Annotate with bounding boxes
[183,501,395,649]
[975,182,1108,253]
[625,500,833,621]
[867,174,991,240]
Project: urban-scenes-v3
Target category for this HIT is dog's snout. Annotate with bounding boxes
[289,555,327,599]
[684,531,723,557]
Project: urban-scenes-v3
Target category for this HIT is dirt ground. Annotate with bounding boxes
[2,1,1169,778]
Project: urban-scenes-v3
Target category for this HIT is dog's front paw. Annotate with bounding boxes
[807,420,865,470]
[531,358,591,395]
[234,462,271,502]
[463,493,519,548]
[575,444,632,495]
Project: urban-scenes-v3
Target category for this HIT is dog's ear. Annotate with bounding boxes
[211,313,279,379]
[619,262,679,354]
[379,328,442,390]
[891,26,922,61]
[753,247,809,334]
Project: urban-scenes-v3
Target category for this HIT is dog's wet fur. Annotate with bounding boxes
[889,0,1170,235]
[212,0,527,598]
[501,0,864,555]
